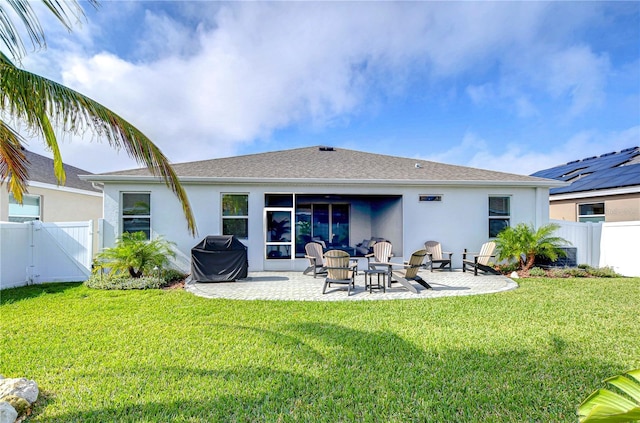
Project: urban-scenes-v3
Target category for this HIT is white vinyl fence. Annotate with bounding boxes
[0,220,93,289]
[552,220,640,277]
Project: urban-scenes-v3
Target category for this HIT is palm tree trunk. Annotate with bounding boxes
[128,266,142,278]
[524,254,536,271]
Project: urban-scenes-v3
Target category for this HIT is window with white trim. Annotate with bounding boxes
[489,196,510,238]
[578,202,605,222]
[122,192,151,239]
[222,193,248,238]
[8,193,41,222]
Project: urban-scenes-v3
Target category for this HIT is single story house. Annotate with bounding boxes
[83,146,564,272]
[0,149,102,224]
[530,146,640,222]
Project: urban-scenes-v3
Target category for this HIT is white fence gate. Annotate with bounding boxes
[0,220,93,289]
[552,220,640,277]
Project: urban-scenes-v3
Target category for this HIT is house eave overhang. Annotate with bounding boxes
[550,185,640,201]
[28,180,103,197]
[81,175,565,188]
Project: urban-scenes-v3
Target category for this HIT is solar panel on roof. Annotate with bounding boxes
[533,150,640,194]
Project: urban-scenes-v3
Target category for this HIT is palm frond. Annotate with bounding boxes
[0,0,97,60]
[579,369,640,422]
[0,119,29,201]
[0,52,197,235]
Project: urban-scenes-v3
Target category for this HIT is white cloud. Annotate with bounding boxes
[6,1,634,174]
[543,46,610,117]
[423,126,640,176]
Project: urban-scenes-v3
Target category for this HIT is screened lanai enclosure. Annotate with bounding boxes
[263,194,403,261]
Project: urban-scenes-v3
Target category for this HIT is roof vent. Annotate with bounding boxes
[319,146,335,152]
[415,163,422,168]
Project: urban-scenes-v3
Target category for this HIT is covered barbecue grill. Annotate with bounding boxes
[191,235,248,282]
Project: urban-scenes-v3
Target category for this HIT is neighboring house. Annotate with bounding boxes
[531,146,640,222]
[83,146,564,272]
[0,149,103,223]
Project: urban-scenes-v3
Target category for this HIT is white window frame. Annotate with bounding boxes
[578,202,605,222]
[222,193,249,238]
[488,196,511,238]
[121,192,151,239]
[8,193,41,222]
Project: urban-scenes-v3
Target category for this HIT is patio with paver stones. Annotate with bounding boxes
[185,268,518,301]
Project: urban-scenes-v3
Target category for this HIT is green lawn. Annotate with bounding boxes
[1,278,639,422]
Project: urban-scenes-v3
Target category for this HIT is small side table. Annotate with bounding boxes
[363,268,387,293]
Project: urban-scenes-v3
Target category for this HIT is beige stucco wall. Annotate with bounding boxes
[29,186,103,222]
[550,193,640,222]
[1,186,102,222]
[549,201,577,221]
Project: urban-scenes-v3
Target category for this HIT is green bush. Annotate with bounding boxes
[586,266,621,278]
[163,268,187,283]
[528,267,546,277]
[84,274,165,290]
[548,268,570,278]
[546,268,587,278]
[567,268,588,277]
[533,265,622,279]
[494,262,519,274]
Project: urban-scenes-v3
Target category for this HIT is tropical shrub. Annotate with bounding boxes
[547,268,572,278]
[94,231,176,278]
[528,267,546,277]
[493,262,519,274]
[579,265,622,278]
[494,223,570,272]
[163,269,188,284]
[85,275,165,290]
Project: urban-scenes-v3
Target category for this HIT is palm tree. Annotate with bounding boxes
[94,231,176,278]
[0,0,197,235]
[494,222,570,272]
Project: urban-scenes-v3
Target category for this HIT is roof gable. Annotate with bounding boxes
[97,146,555,186]
[531,146,640,194]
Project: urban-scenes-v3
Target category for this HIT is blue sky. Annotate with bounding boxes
[14,1,640,175]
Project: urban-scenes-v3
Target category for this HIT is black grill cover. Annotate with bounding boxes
[191,236,248,282]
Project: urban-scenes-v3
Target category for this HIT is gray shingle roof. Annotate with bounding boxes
[96,146,556,185]
[530,146,640,194]
[24,149,100,192]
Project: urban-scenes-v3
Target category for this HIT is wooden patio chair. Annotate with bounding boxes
[424,241,453,272]
[303,242,327,278]
[365,241,393,265]
[462,241,500,276]
[322,250,357,296]
[386,249,432,293]
[364,240,394,288]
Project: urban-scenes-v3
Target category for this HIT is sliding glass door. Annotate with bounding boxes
[295,203,349,256]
